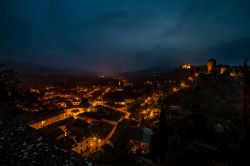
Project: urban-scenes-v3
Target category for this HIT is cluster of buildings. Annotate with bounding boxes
[28,104,124,156]
[182,59,240,77]
[27,82,152,157]
[24,58,244,159]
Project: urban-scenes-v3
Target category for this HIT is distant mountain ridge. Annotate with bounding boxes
[2,61,97,76]
[4,61,64,76]
[119,67,174,80]
[1,61,175,83]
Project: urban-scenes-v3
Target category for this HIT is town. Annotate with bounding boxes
[10,59,242,161]
[2,1,250,165]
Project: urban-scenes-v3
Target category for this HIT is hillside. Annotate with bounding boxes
[151,73,248,166]
[119,67,173,81]
[0,110,89,166]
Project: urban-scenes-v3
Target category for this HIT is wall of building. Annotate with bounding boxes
[30,113,71,129]
[29,107,88,129]
[72,137,104,157]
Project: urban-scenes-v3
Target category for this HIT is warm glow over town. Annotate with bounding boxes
[1,53,250,165]
[1,0,250,165]
[14,59,242,160]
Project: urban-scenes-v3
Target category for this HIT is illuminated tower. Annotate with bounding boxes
[220,65,228,74]
[207,59,216,74]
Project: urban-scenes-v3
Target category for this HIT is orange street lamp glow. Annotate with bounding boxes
[180,82,185,87]
[173,87,178,92]
[188,76,194,81]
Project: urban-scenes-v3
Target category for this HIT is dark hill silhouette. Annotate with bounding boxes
[119,67,174,81]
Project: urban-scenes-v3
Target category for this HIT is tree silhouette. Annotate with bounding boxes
[0,64,19,103]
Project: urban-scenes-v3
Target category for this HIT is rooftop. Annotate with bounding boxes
[0,111,88,166]
[78,106,124,122]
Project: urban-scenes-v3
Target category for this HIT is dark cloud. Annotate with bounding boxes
[203,38,250,65]
[1,0,250,74]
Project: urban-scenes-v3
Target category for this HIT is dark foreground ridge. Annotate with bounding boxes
[0,111,89,166]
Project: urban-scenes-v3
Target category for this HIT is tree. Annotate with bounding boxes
[0,64,19,102]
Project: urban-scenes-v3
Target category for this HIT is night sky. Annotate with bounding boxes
[1,0,250,74]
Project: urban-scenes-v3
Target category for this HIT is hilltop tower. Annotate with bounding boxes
[220,65,229,74]
[207,59,216,74]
